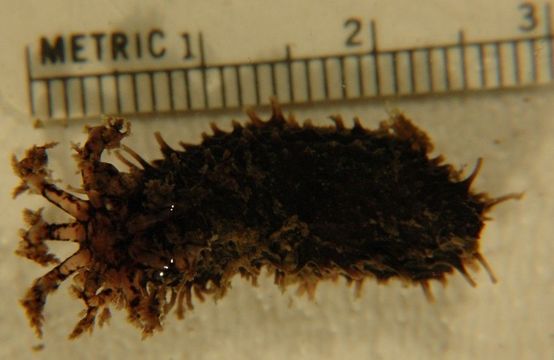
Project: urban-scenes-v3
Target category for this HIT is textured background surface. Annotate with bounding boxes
[0,1,553,359]
[1,88,552,360]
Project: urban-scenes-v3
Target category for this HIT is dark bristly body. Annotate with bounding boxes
[12,101,519,339]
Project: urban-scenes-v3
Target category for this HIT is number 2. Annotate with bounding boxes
[344,18,362,47]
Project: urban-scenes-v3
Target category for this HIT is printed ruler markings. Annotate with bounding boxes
[442,48,451,90]
[425,47,434,92]
[477,43,486,88]
[148,72,157,111]
[356,55,364,96]
[97,76,104,114]
[25,47,35,116]
[304,59,313,101]
[408,49,416,93]
[131,73,138,112]
[321,58,330,100]
[166,70,175,111]
[494,42,505,86]
[235,65,243,107]
[546,3,554,80]
[253,63,261,105]
[79,77,87,115]
[183,69,191,110]
[286,46,295,102]
[26,22,554,120]
[459,31,468,90]
[529,38,538,82]
[512,41,522,85]
[199,32,209,109]
[370,20,381,96]
[217,66,227,108]
[114,71,121,114]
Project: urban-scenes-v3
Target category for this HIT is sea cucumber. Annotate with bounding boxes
[12,101,520,339]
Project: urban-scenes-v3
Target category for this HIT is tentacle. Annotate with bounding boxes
[353,279,365,298]
[460,158,483,188]
[420,280,435,302]
[121,144,155,170]
[114,151,140,170]
[352,117,366,133]
[269,97,285,122]
[154,132,176,156]
[179,141,196,151]
[175,283,194,319]
[246,108,264,126]
[329,115,345,130]
[21,249,91,338]
[484,192,524,210]
[451,259,477,287]
[474,252,498,283]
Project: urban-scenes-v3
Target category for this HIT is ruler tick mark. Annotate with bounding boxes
[321,58,329,100]
[458,31,468,90]
[544,3,553,80]
[356,55,364,96]
[477,43,486,88]
[528,39,538,83]
[339,56,347,98]
[253,63,260,105]
[219,66,227,108]
[370,20,381,96]
[304,59,312,101]
[62,78,69,118]
[199,32,209,109]
[166,71,175,111]
[235,65,243,107]
[183,69,191,110]
[425,47,434,92]
[512,41,521,85]
[493,42,504,87]
[391,51,399,95]
[441,48,451,91]
[408,49,416,93]
[270,63,277,97]
[286,46,294,102]
[149,72,157,111]
[79,77,87,116]
[131,73,138,112]
[114,71,122,114]
[97,76,105,114]
[25,47,35,117]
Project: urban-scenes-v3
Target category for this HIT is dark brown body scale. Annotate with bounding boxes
[12,100,519,339]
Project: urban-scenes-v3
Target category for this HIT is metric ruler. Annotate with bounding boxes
[21,2,554,120]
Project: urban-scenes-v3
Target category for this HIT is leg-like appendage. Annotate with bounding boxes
[80,117,129,162]
[68,276,114,339]
[16,208,86,266]
[12,144,90,221]
[21,249,91,338]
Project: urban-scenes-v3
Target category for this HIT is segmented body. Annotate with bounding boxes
[12,102,518,338]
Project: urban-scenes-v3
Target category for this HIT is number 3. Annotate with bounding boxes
[519,2,538,32]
